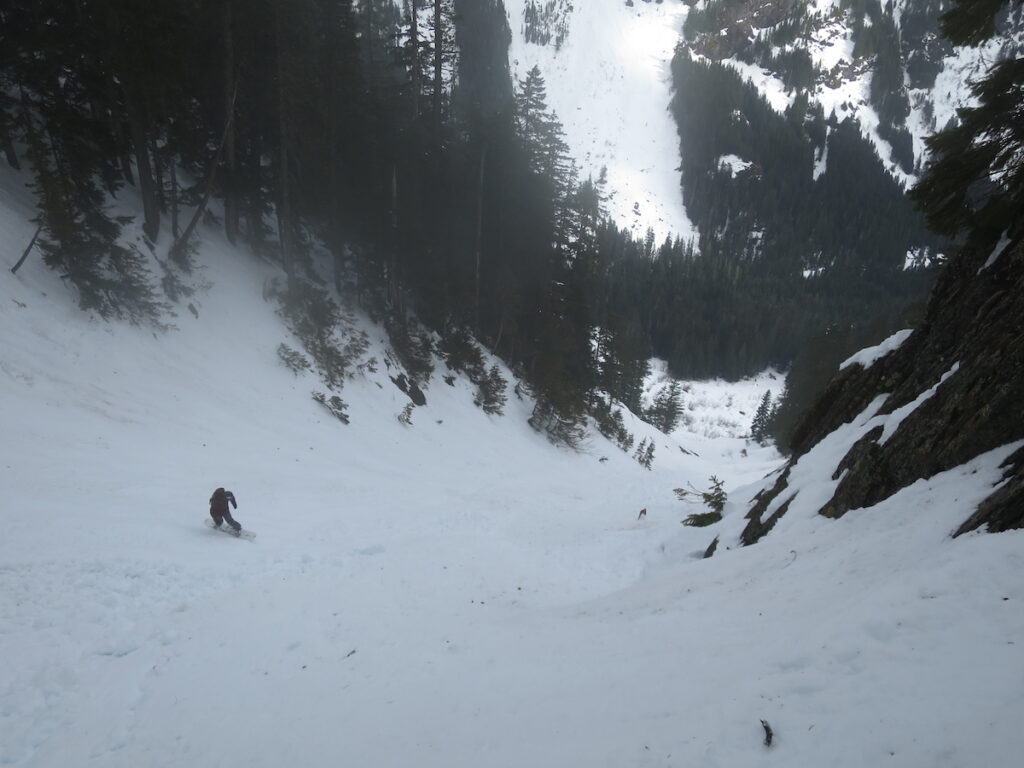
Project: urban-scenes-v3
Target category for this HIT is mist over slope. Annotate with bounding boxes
[3,150,1024,767]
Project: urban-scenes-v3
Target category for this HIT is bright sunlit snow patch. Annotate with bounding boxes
[840,328,914,370]
[644,360,786,441]
[724,57,796,113]
[979,233,1012,273]
[506,0,696,244]
[717,153,753,177]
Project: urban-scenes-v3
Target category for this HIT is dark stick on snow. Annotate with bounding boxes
[761,719,774,747]
[10,224,42,275]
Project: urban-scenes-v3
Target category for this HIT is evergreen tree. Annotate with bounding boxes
[514,66,570,186]
[750,390,773,444]
[910,0,1024,245]
[647,382,683,434]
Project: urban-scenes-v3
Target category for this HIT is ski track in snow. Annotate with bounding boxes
[2,157,1023,766]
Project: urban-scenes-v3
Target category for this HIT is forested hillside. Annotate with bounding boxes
[1,0,635,439]
[739,0,1024,539]
[2,0,1021,447]
[658,0,1023,432]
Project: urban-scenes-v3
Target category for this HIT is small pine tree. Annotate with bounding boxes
[592,399,635,453]
[475,364,508,415]
[312,391,350,424]
[398,402,415,426]
[909,0,1024,244]
[644,439,656,469]
[702,475,727,514]
[676,475,727,526]
[750,390,773,444]
[633,437,655,469]
[647,381,683,433]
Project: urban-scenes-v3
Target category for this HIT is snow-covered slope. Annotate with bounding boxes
[2,163,1022,767]
[686,0,1024,184]
[506,0,696,244]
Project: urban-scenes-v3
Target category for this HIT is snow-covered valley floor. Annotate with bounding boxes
[2,162,1022,766]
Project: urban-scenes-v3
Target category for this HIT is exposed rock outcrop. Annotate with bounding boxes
[743,234,1024,544]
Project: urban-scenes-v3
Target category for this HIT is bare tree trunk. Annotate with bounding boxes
[433,0,443,146]
[0,110,20,169]
[275,3,294,284]
[325,2,343,253]
[168,86,237,264]
[106,79,134,185]
[124,83,160,242]
[96,0,134,187]
[474,141,486,329]
[491,317,504,357]
[169,161,179,239]
[388,163,401,311]
[151,136,165,212]
[278,126,293,279]
[223,0,239,245]
[410,0,420,122]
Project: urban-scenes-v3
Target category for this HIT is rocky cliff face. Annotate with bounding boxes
[743,233,1024,543]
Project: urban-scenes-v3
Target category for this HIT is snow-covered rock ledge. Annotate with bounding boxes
[740,233,1024,545]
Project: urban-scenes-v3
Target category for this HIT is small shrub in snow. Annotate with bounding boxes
[529,399,585,448]
[277,279,369,389]
[386,316,434,383]
[677,475,727,526]
[645,381,683,433]
[475,365,508,415]
[357,356,378,376]
[312,391,349,424]
[441,327,487,380]
[633,437,655,469]
[442,328,507,416]
[278,343,311,375]
[682,510,722,527]
[591,400,634,453]
[398,402,414,426]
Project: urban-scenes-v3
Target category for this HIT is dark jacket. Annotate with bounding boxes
[210,488,237,515]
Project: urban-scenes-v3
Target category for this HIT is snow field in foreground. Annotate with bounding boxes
[2,162,1022,766]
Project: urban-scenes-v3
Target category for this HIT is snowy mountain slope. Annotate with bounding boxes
[3,164,1023,766]
[684,0,1024,183]
[506,0,697,244]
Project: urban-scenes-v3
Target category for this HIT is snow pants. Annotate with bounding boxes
[210,510,242,531]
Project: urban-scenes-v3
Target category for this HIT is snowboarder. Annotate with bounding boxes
[209,487,242,532]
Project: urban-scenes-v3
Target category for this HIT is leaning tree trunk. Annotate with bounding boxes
[275,2,294,286]
[124,82,160,242]
[387,163,401,312]
[10,224,42,275]
[0,108,20,170]
[474,140,487,329]
[168,86,236,264]
[222,0,239,245]
[105,75,134,185]
[433,0,443,148]
[410,0,421,122]
[169,161,179,239]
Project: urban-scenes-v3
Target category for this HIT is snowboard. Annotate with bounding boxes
[204,518,256,540]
